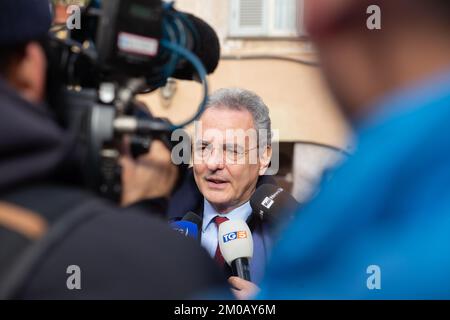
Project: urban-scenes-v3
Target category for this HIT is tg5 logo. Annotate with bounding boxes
[223,231,247,243]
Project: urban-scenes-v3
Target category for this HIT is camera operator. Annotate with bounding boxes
[0,0,226,299]
[120,136,179,211]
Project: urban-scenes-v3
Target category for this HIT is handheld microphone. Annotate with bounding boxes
[181,211,202,242]
[182,211,202,228]
[170,221,199,240]
[218,220,253,281]
[250,184,299,225]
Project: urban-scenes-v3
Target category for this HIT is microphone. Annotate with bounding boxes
[182,211,202,228]
[170,12,221,80]
[250,184,299,225]
[218,220,253,281]
[170,221,199,240]
[181,211,202,242]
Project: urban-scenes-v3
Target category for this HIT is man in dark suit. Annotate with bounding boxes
[168,88,277,299]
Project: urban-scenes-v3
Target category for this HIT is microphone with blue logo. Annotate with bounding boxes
[218,220,253,281]
[170,211,202,241]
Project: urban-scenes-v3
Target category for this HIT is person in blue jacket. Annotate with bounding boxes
[257,0,450,299]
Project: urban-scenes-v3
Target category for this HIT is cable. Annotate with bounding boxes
[160,40,209,130]
[161,10,186,80]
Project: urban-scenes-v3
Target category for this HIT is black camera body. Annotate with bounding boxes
[49,0,213,201]
[96,0,163,77]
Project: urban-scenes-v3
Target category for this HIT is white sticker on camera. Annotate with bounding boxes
[118,32,158,57]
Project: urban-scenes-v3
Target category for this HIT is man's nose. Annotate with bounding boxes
[206,148,225,171]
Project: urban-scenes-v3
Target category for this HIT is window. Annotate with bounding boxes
[229,0,304,38]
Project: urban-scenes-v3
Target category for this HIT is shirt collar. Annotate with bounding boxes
[202,199,253,232]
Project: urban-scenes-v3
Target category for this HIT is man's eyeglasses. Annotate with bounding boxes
[193,142,259,163]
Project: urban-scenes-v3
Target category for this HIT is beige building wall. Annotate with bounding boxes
[138,0,352,149]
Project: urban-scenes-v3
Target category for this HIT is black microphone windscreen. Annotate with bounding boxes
[250,184,299,222]
[172,13,221,80]
[182,211,202,229]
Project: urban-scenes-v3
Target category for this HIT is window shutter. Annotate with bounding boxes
[230,0,268,37]
[272,0,299,36]
[296,0,307,36]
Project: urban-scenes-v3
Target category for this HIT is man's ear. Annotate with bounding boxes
[8,42,47,104]
[258,146,272,176]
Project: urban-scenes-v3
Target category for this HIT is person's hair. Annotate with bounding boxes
[206,88,272,148]
[0,38,66,127]
[0,44,27,77]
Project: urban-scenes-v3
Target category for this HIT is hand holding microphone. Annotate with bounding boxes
[218,219,253,281]
[228,276,260,300]
[218,219,261,299]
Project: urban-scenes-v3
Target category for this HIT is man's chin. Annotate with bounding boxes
[204,192,231,208]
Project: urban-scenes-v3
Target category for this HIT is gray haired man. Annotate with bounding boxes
[168,88,277,299]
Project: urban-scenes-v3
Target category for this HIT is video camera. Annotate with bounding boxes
[48,0,220,201]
